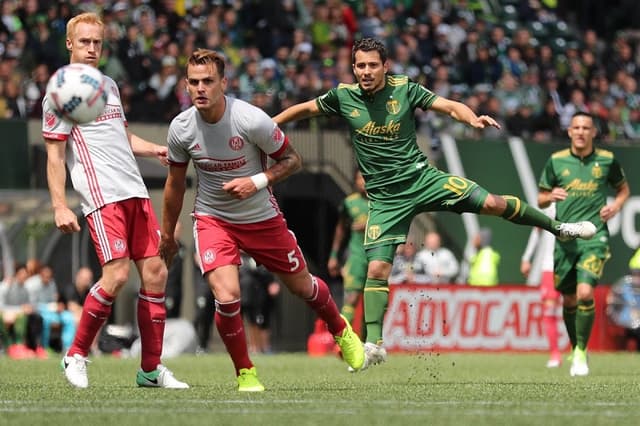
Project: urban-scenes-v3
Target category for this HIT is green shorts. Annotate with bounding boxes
[554,239,611,294]
[364,166,488,262]
[342,255,368,293]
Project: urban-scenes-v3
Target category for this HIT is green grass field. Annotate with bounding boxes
[1,352,639,426]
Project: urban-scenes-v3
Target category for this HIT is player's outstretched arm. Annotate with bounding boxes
[430,97,501,130]
[273,100,322,125]
[127,131,169,166]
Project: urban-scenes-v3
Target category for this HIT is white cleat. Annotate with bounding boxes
[362,342,387,370]
[546,358,561,368]
[557,221,597,242]
[569,349,589,377]
[61,353,90,388]
[136,364,190,389]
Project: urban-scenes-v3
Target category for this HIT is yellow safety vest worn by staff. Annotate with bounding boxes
[468,247,501,286]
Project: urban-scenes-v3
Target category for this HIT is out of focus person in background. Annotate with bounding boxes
[239,252,280,354]
[467,228,500,287]
[413,231,459,285]
[327,169,368,336]
[521,204,563,368]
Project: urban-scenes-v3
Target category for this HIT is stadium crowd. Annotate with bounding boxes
[1,0,640,144]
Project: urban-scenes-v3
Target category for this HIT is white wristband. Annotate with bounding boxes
[250,172,269,190]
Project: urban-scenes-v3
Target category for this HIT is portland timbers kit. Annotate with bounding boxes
[316,74,488,261]
[539,148,627,292]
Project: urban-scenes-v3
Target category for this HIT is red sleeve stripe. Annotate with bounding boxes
[168,160,189,167]
[269,135,289,159]
[42,131,68,141]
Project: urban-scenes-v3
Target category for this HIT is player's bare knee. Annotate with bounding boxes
[481,194,506,215]
[368,260,391,280]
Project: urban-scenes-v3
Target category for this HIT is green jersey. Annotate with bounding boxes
[316,74,437,199]
[340,192,369,260]
[539,148,626,235]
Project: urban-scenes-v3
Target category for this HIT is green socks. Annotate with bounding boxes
[563,300,595,351]
[501,195,560,233]
[563,305,577,349]
[576,299,595,351]
[363,278,388,344]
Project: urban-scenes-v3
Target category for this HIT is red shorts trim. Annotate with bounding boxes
[87,198,160,265]
[540,270,561,301]
[193,214,306,275]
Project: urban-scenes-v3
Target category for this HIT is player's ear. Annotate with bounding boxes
[66,38,72,51]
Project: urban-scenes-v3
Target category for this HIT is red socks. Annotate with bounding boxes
[215,300,252,375]
[68,284,113,357]
[138,289,167,372]
[543,304,559,354]
[304,276,345,336]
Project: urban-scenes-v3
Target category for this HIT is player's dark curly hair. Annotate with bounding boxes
[188,48,226,77]
[352,38,388,64]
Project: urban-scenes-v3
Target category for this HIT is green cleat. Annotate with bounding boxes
[334,315,365,371]
[237,367,265,392]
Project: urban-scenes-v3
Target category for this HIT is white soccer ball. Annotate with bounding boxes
[46,63,108,124]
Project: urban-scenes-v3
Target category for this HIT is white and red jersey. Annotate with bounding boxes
[41,75,148,216]
[167,96,288,224]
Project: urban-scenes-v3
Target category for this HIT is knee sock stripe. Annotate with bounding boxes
[503,195,521,220]
[215,299,242,316]
[364,287,389,293]
[89,284,113,306]
[138,293,165,303]
[577,301,595,311]
[304,275,320,302]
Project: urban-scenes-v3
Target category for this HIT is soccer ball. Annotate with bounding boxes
[46,63,108,124]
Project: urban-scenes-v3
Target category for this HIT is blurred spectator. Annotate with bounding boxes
[389,242,418,285]
[0,0,638,143]
[60,267,100,355]
[148,55,179,101]
[412,231,459,285]
[532,98,564,142]
[27,265,75,354]
[0,264,45,359]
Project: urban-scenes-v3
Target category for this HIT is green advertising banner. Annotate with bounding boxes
[434,138,640,285]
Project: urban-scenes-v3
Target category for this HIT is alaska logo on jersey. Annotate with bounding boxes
[386,99,400,114]
[228,136,244,151]
[565,178,598,196]
[357,120,401,139]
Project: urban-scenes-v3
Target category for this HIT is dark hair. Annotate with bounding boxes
[572,111,593,120]
[187,48,226,77]
[352,38,387,64]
